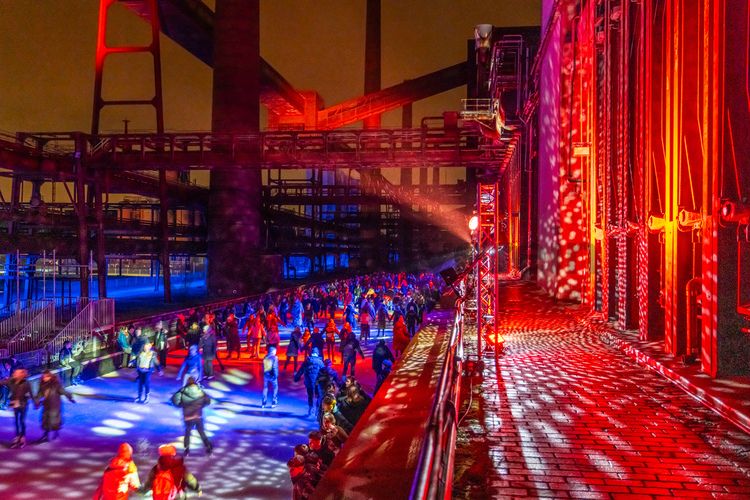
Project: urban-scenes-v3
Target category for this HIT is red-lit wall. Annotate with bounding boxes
[529,0,750,377]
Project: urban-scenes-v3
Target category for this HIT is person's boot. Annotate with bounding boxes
[10,436,19,448]
[261,399,266,408]
[36,432,49,444]
[206,444,213,456]
[143,394,150,404]
[271,399,278,409]
[17,436,26,449]
[184,448,190,457]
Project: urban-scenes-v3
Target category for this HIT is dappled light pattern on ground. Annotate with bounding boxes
[453,282,750,499]
[0,323,383,499]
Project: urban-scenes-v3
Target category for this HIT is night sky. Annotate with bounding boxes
[0,1,541,134]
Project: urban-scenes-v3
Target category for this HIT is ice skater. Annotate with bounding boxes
[261,346,279,408]
[176,344,203,386]
[133,342,162,404]
[34,370,76,443]
[171,377,212,456]
[93,443,141,500]
[2,368,34,448]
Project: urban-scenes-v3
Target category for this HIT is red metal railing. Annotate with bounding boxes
[410,298,465,500]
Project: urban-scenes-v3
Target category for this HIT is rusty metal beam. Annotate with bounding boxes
[317,63,468,129]
[118,0,306,115]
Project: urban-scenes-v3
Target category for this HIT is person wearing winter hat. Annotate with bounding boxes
[93,442,140,500]
[171,377,212,457]
[261,346,279,408]
[141,444,200,500]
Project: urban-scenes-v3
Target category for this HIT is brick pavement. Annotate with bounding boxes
[453,282,750,499]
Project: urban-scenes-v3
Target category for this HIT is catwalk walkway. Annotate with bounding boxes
[0,323,383,499]
[453,282,750,499]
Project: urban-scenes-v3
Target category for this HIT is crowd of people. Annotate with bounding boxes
[1,271,442,498]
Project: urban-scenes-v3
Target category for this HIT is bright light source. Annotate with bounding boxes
[468,215,479,231]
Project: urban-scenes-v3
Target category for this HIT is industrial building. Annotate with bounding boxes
[1,1,750,499]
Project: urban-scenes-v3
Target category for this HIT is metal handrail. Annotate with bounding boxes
[410,297,465,500]
[5,301,56,355]
[0,300,53,340]
[47,299,115,355]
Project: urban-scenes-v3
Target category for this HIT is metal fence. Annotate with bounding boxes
[410,297,465,500]
[47,298,115,355]
[0,300,53,341]
[5,301,56,355]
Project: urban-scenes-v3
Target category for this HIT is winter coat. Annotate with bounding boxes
[59,346,78,366]
[376,304,389,326]
[286,330,302,357]
[316,365,341,393]
[37,377,74,431]
[263,353,279,381]
[171,383,210,422]
[130,336,147,357]
[295,355,324,389]
[392,318,410,353]
[134,351,160,374]
[93,452,140,500]
[266,325,280,346]
[117,331,131,353]
[3,377,33,409]
[142,455,199,500]
[341,336,365,362]
[291,469,317,500]
[176,353,202,380]
[372,342,395,372]
[200,331,217,359]
[344,305,357,328]
[306,332,325,353]
[291,300,303,327]
[154,329,168,352]
[339,397,368,426]
[249,319,265,340]
[225,316,240,349]
[391,306,405,325]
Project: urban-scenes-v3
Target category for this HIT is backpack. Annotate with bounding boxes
[263,356,275,375]
[152,467,179,500]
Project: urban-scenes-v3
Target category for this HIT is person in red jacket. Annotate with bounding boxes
[392,316,410,357]
[141,445,200,500]
[93,442,140,500]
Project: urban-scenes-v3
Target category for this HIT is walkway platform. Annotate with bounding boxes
[313,308,455,500]
[453,281,750,499]
[603,329,750,437]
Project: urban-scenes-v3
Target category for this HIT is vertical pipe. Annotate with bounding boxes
[95,173,107,299]
[76,135,89,299]
[360,0,382,270]
[159,170,172,303]
[15,250,20,311]
[52,249,56,307]
[208,0,262,296]
[364,0,382,126]
[400,101,413,267]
